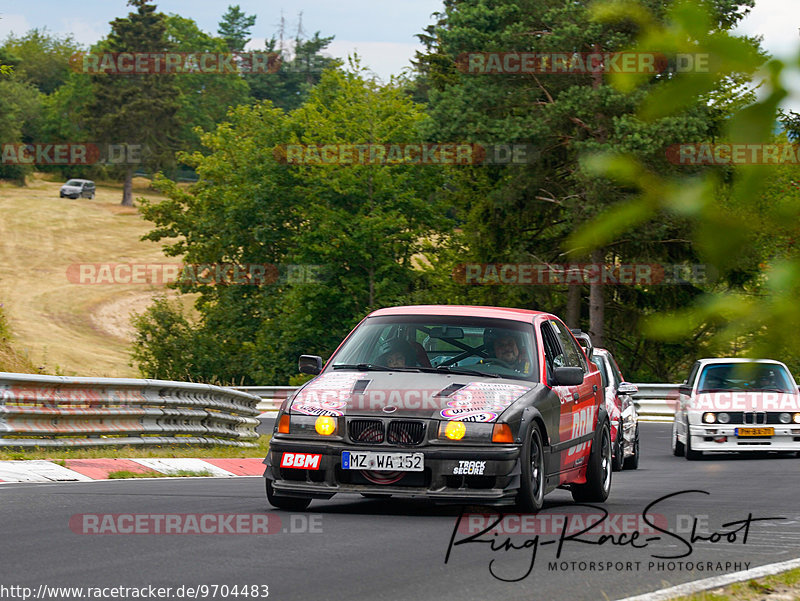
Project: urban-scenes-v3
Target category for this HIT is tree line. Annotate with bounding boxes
[3,0,799,385]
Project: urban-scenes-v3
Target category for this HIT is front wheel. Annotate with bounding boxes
[611,428,624,472]
[265,479,311,510]
[572,421,612,503]
[516,424,546,512]
[685,427,702,461]
[672,420,685,457]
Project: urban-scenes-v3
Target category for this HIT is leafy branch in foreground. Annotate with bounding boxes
[571,0,800,365]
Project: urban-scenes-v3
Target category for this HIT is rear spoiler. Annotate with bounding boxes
[570,329,593,360]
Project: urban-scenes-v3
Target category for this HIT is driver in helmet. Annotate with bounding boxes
[484,329,529,372]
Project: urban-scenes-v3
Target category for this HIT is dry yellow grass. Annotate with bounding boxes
[673,568,800,600]
[0,173,191,377]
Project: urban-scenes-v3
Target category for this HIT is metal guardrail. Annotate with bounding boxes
[235,383,681,422]
[631,383,679,422]
[232,386,296,413]
[0,372,262,447]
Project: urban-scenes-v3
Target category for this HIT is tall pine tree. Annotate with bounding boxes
[87,0,182,206]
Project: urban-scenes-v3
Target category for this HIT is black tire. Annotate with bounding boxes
[685,427,702,460]
[516,423,546,513]
[572,421,612,503]
[265,479,311,510]
[59,193,64,198]
[611,428,624,472]
[672,420,685,457]
[623,426,639,470]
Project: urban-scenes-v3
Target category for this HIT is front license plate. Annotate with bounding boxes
[736,427,774,437]
[341,451,424,471]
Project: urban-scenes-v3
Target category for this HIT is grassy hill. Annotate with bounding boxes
[0,305,40,373]
[0,173,187,377]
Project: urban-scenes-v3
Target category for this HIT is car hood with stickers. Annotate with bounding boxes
[288,371,535,422]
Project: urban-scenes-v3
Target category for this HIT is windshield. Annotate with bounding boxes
[697,363,795,393]
[329,314,539,381]
[65,180,83,186]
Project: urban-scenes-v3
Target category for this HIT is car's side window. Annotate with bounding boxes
[591,357,609,389]
[608,357,622,388]
[551,321,585,370]
[686,361,700,386]
[539,323,561,381]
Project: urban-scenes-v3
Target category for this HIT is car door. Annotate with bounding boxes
[540,319,593,473]
[551,320,599,471]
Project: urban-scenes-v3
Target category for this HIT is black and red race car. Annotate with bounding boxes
[264,305,611,512]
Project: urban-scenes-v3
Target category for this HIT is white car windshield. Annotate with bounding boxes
[65,180,83,186]
[697,363,795,393]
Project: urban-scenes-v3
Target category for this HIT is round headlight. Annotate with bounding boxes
[445,421,466,440]
[703,412,716,424]
[779,412,791,424]
[315,415,337,436]
[718,412,730,424]
[794,413,800,424]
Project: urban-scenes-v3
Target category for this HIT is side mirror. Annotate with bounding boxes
[617,382,638,395]
[552,366,584,387]
[678,384,692,396]
[298,355,323,375]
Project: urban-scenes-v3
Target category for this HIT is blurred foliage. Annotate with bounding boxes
[569,0,800,372]
[410,0,760,380]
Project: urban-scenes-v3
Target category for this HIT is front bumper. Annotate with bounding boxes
[265,437,522,505]
[689,424,800,452]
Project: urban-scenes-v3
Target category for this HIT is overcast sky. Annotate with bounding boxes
[0,0,797,106]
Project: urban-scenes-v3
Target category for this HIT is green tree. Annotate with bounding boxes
[164,14,251,156]
[2,28,82,94]
[0,75,41,182]
[135,66,445,384]
[246,29,341,112]
[86,0,182,206]
[413,0,758,379]
[217,5,256,52]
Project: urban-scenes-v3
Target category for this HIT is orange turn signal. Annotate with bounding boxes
[278,414,291,434]
[492,423,514,443]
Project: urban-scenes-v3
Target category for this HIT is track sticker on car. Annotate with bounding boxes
[291,372,367,416]
[568,405,597,456]
[280,453,322,470]
[439,382,530,422]
[453,460,486,475]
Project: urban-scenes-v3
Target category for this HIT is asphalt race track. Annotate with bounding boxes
[1,423,799,601]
